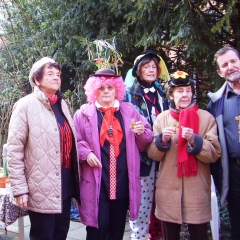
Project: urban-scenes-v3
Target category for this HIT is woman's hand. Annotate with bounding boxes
[87,152,102,168]
[162,127,176,142]
[181,126,195,146]
[16,194,28,209]
[131,121,145,136]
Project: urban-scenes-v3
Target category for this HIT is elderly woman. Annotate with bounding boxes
[7,57,80,240]
[125,50,170,240]
[148,71,221,240]
[73,68,153,240]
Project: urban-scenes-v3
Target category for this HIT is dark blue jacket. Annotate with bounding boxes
[207,82,228,206]
[124,78,169,176]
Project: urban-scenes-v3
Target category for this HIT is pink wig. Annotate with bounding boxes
[84,76,126,103]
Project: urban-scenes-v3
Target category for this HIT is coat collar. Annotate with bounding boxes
[208,82,227,103]
[129,78,166,97]
[34,87,63,111]
[81,101,135,120]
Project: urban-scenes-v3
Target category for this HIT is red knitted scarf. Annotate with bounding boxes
[169,104,199,177]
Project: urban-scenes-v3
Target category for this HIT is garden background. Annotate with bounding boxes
[0,1,238,238]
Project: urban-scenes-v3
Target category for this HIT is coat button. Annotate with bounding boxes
[56,173,59,176]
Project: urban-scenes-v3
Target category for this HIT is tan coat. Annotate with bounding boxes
[7,87,80,213]
[148,109,221,224]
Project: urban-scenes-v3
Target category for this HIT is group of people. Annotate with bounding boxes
[6,46,240,240]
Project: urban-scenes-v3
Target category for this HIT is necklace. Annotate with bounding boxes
[100,111,113,137]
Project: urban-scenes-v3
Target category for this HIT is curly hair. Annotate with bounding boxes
[84,76,126,103]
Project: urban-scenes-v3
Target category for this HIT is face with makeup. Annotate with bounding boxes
[139,60,158,84]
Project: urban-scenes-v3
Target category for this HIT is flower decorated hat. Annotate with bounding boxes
[168,71,192,87]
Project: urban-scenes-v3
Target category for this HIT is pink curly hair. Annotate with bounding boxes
[84,76,126,103]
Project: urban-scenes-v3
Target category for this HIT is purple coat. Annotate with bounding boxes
[73,101,153,228]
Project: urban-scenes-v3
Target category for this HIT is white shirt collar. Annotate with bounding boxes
[95,100,120,109]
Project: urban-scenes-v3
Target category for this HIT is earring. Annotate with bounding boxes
[38,83,42,87]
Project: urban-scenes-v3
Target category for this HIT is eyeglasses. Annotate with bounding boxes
[98,85,115,91]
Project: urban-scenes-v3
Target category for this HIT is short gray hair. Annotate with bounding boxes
[214,46,240,69]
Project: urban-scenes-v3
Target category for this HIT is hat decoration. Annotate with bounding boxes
[87,38,123,75]
[168,71,192,87]
[132,50,170,81]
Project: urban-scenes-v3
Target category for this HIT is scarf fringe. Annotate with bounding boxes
[177,159,198,177]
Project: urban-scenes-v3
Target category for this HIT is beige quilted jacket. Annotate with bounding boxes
[7,87,80,213]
